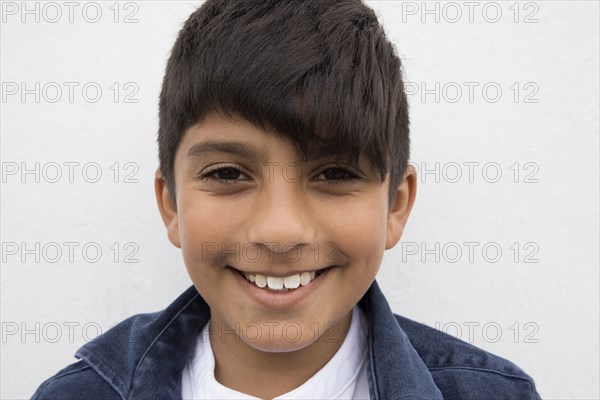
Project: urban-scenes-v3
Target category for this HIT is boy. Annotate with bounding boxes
[32,0,541,399]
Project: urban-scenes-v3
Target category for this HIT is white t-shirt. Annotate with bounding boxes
[181,306,370,399]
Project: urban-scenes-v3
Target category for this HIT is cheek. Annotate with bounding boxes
[177,205,239,309]
[178,202,232,271]
[332,200,388,273]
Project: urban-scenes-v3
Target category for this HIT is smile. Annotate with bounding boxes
[228,265,333,309]
[229,266,329,292]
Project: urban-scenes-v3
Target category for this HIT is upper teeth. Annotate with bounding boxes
[244,271,317,290]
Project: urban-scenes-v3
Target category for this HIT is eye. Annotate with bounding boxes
[198,165,251,183]
[313,167,360,184]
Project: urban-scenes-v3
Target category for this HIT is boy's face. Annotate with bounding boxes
[155,114,415,353]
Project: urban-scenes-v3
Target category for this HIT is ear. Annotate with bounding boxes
[154,168,181,248]
[385,165,417,249]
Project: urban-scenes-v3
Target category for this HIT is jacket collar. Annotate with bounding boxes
[75,281,442,400]
[359,281,443,400]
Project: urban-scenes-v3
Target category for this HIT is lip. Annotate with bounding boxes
[229,265,332,310]
[230,267,328,277]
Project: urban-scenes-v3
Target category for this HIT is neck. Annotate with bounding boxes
[209,311,353,399]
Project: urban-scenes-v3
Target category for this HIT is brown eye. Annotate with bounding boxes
[214,167,241,180]
[313,167,360,184]
[199,166,251,183]
[322,168,352,180]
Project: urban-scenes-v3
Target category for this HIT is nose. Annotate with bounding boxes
[244,180,316,255]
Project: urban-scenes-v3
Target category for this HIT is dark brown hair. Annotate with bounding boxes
[158,0,410,207]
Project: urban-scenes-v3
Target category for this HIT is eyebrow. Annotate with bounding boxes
[186,140,265,160]
[186,139,355,164]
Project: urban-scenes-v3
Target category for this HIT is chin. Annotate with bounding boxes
[245,335,315,353]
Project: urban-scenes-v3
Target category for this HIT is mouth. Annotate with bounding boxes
[228,266,331,293]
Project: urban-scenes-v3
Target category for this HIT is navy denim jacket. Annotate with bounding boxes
[32,281,541,399]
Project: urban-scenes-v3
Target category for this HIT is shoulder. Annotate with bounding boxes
[394,314,541,400]
[32,286,205,400]
[31,360,122,400]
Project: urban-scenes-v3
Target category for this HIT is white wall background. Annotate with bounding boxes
[1,1,598,399]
